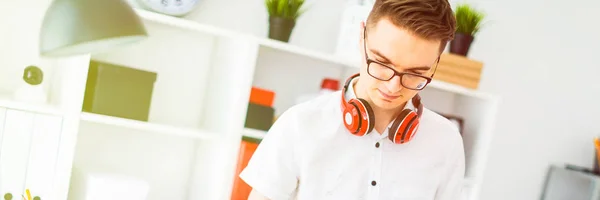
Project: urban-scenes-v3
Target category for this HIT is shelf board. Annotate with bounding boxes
[80,112,219,140]
[0,91,64,116]
[255,37,359,68]
[135,8,245,40]
[427,80,499,100]
[133,8,358,68]
[242,128,266,139]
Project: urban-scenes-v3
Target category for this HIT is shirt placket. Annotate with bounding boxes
[367,134,384,200]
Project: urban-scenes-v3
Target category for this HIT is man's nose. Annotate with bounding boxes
[385,75,403,93]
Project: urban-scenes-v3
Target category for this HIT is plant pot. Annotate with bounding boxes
[268,16,296,42]
[449,33,474,56]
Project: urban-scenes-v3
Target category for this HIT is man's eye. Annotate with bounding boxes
[377,59,390,65]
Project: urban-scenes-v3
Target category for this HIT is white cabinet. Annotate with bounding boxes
[24,113,63,200]
[0,108,5,154]
[0,108,63,200]
[0,109,35,198]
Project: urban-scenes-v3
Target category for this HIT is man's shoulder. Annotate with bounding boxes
[413,107,465,166]
[271,91,342,135]
[418,107,463,143]
[283,91,341,119]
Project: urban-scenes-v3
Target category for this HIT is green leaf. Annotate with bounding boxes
[265,0,307,20]
[265,0,275,16]
[277,0,286,17]
[454,3,486,36]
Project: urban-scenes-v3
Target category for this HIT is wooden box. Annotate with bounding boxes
[434,53,484,89]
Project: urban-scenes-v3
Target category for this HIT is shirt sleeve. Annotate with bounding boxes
[239,108,299,200]
[435,134,466,200]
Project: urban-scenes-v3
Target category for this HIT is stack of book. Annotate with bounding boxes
[244,87,276,132]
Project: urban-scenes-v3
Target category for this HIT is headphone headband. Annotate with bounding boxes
[412,93,423,117]
[340,73,360,111]
[342,74,359,99]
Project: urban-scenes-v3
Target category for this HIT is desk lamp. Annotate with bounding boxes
[39,0,148,57]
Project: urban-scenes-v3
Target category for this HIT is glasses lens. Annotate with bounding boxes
[367,61,430,90]
[367,62,394,81]
[402,74,429,90]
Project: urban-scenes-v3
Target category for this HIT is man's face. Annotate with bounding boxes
[358,18,440,111]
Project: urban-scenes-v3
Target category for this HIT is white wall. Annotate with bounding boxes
[0,2,56,98]
[451,0,600,199]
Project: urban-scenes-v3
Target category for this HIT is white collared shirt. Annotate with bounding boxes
[240,79,465,200]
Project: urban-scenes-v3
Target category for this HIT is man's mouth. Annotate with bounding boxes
[378,89,400,100]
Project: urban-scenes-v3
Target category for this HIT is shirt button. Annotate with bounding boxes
[371,180,377,186]
[375,142,380,148]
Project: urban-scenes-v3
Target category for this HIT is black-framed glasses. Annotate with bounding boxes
[363,28,439,91]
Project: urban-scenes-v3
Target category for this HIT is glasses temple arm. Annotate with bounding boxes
[430,56,440,80]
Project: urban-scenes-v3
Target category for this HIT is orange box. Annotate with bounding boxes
[249,87,275,107]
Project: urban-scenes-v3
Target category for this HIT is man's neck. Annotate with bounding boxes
[353,79,406,134]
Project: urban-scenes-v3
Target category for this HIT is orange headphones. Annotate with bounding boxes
[340,73,424,144]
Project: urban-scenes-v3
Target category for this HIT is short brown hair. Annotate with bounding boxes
[366,0,456,52]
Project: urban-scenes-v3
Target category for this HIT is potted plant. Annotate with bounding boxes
[450,3,486,56]
[265,0,307,42]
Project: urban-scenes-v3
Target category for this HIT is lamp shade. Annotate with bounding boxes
[39,0,148,57]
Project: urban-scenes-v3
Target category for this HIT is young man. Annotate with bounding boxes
[239,0,464,199]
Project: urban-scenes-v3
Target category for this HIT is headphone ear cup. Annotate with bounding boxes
[345,98,373,136]
[389,109,420,144]
[357,98,375,134]
[342,101,362,135]
[403,116,420,142]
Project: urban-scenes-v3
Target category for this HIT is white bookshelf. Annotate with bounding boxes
[135,8,360,68]
[0,2,500,200]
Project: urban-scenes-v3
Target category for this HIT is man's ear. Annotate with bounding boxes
[360,21,366,39]
[358,21,365,51]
